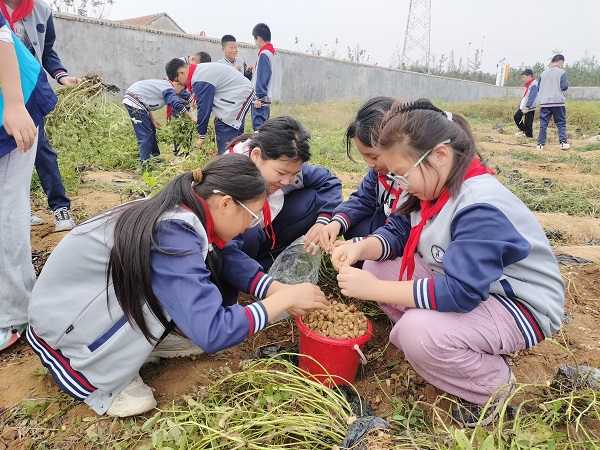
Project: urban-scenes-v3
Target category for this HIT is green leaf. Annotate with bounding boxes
[141,412,161,432]
[454,429,473,450]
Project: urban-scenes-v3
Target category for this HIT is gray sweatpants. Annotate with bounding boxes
[0,137,38,329]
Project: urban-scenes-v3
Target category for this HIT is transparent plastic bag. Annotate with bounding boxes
[268,236,322,285]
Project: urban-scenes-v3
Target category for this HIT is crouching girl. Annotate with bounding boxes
[27,154,329,417]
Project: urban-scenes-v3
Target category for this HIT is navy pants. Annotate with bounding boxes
[251,105,270,131]
[240,188,320,271]
[538,106,567,145]
[35,119,70,211]
[125,105,160,161]
[215,118,243,155]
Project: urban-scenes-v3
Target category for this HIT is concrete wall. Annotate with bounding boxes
[52,13,600,103]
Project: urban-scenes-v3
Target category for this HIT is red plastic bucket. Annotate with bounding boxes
[296,315,373,386]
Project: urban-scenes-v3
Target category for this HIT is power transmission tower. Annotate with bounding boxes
[401,0,432,73]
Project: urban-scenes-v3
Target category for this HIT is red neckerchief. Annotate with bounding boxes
[258,43,276,56]
[378,174,404,212]
[189,191,226,250]
[522,77,535,99]
[399,159,492,281]
[186,64,197,92]
[262,200,276,250]
[0,0,34,31]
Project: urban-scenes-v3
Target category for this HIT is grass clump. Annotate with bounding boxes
[139,358,355,449]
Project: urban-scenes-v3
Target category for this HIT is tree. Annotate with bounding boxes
[51,0,114,18]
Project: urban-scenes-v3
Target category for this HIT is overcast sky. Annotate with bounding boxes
[103,0,598,73]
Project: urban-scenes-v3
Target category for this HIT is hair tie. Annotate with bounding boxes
[192,168,203,184]
[445,111,453,121]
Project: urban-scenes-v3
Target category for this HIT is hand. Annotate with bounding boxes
[191,116,198,124]
[318,221,342,253]
[284,283,330,316]
[337,265,379,300]
[3,102,37,153]
[303,223,325,254]
[152,119,162,130]
[235,65,242,72]
[246,65,254,72]
[331,242,364,271]
[195,138,205,149]
[253,99,262,109]
[60,76,82,86]
[332,239,354,249]
[521,108,529,114]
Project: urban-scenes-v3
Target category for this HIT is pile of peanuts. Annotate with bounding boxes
[303,301,368,339]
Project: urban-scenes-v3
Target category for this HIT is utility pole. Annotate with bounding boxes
[401,0,432,73]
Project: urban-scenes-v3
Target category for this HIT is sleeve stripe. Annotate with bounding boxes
[246,302,268,333]
[251,272,274,299]
[352,236,365,243]
[413,278,435,310]
[372,234,391,260]
[333,214,350,232]
[315,216,331,225]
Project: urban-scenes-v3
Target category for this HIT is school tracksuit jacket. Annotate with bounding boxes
[27,206,274,415]
[189,63,255,140]
[331,168,405,239]
[372,174,565,348]
[0,12,56,156]
[218,56,253,81]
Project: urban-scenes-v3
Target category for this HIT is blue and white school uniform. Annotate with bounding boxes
[27,205,275,414]
[187,63,255,155]
[251,44,276,130]
[228,140,342,270]
[0,12,57,330]
[123,79,189,161]
[331,169,405,240]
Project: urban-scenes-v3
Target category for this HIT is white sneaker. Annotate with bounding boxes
[514,131,526,137]
[536,144,544,150]
[106,375,157,417]
[31,214,45,226]
[560,142,571,150]
[144,332,204,364]
[53,207,76,232]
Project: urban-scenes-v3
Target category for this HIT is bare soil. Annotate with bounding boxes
[1,133,599,448]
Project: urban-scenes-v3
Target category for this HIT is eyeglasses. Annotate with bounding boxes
[389,139,451,188]
[213,190,262,228]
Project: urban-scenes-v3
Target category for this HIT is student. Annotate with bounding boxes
[27,154,330,417]
[513,69,538,139]
[251,23,275,131]
[166,59,255,155]
[318,97,404,253]
[0,0,79,231]
[218,34,253,81]
[537,54,569,150]
[181,51,211,65]
[0,9,57,351]
[332,99,565,427]
[227,116,342,270]
[123,78,196,165]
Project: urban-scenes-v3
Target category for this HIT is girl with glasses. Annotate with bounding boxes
[331,99,564,428]
[27,154,330,418]
[226,116,342,270]
[318,97,406,254]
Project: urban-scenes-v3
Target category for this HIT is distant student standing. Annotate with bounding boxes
[251,23,275,131]
[537,54,569,150]
[123,79,196,165]
[1,0,80,231]
[218,35,253,81]
[513,69,538,139]
[166,59,255,155]
[180,51,211,65]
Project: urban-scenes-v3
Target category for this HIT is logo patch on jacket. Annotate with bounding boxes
[431,245,445,263]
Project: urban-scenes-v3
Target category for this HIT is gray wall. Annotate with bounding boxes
[52,13,600,103]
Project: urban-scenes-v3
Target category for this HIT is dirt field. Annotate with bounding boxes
[1,130,599,448]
